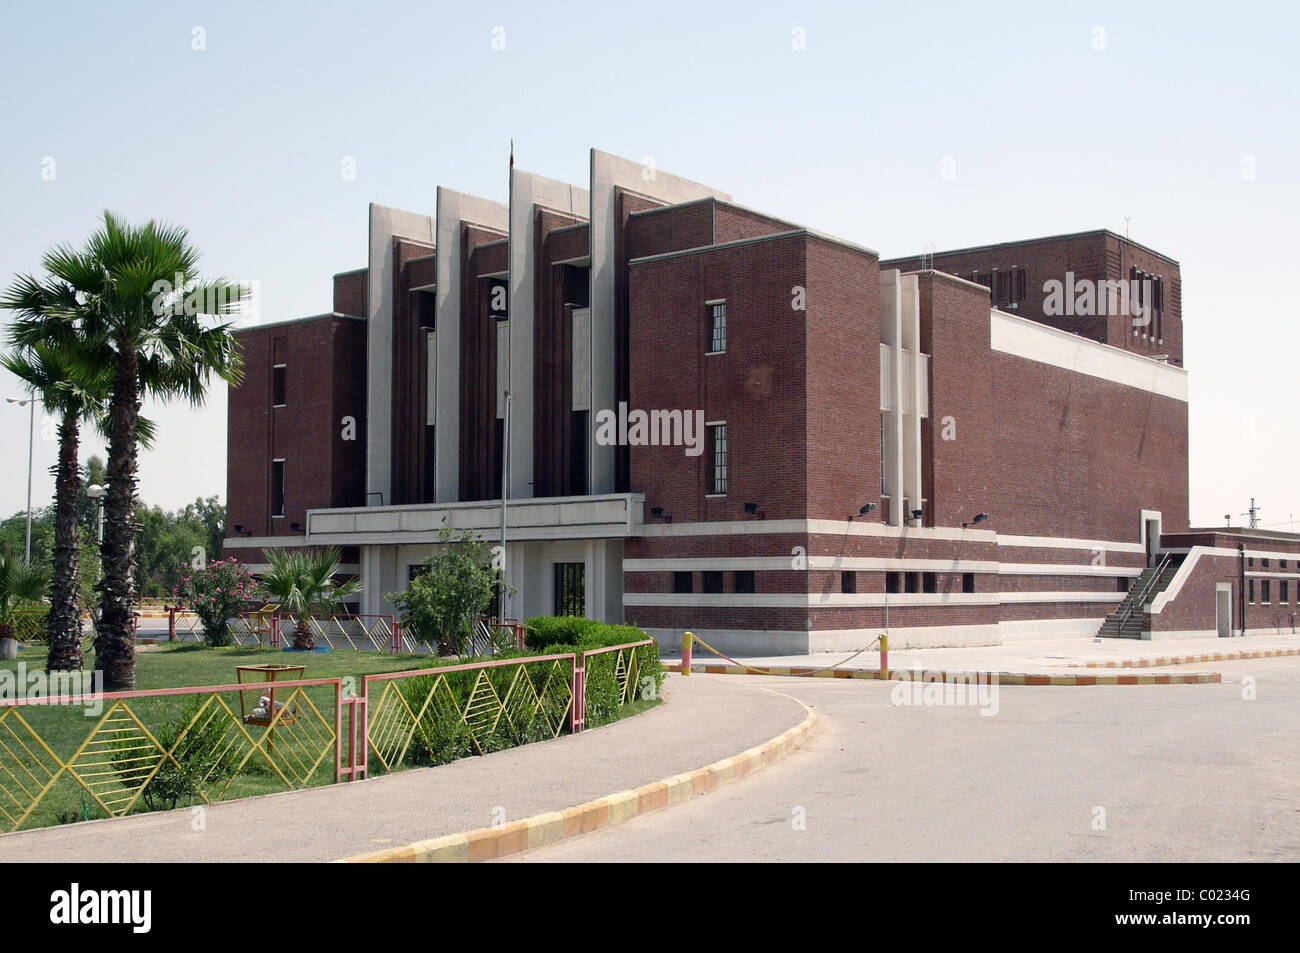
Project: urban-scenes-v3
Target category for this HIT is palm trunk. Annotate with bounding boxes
[293,616,314,651]
[96,340,140,691]
[46,408,83,671]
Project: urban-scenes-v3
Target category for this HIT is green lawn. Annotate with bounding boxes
[0,643,655,834]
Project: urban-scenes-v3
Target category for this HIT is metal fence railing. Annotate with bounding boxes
[0,675,346,833]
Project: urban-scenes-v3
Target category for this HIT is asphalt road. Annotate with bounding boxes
[511,658,1300,862]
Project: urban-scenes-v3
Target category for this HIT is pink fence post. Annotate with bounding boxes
[391,619,400,655]
[571,658,585,733]
[167,605,176,642]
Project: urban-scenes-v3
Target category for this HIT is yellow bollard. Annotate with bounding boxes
[682,631,694,675]
[880,633,889,680]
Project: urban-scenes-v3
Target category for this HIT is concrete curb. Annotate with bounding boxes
[1079,647,1300,669]
[665,663,1220,685]
[337,693,817,863]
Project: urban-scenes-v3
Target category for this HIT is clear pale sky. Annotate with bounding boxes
[1,1,1296,531]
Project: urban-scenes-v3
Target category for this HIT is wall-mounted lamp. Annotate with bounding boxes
[233,524,244,534]
[849,503,877,521]
[290,522,301,532]
[910,509,924,523]
[650,506,672,524]
[743,502,765,519]
[962,512,989,528]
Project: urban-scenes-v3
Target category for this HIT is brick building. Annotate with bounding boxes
[223,148,1300,651]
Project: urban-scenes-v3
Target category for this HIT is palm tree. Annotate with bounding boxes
[0,554,48,644]
[259,548,363,651]
[8,212,246,690]
[0,341,103,670]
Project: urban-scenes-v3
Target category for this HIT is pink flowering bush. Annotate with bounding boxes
[174,559,257,647]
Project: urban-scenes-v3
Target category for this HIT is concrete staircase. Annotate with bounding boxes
[1098,553,1184,639]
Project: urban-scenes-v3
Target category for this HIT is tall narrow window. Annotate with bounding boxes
[272,365,287,407]
[923,572,938,594]
[1281,580,1289,605]
[703,571,724,594]
[905,572,920,594]
[709,301,727,353]
[709,423,728,494]
[271,459,286,517]
[841,571,857,594]
[1013,267,1027,302]
[1262,580,1272,604]
[571,410,589,495]
[963,572,976,594]
[885,572,901,594]
[553,563,585,617]
[735,570,756,594]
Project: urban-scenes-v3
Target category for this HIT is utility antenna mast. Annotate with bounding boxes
[1240,498,1261,529]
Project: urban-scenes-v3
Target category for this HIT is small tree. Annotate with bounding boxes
[259,548,361,651]
[175,558,256,647]
[387,524,509,656]
[0,554,48,642]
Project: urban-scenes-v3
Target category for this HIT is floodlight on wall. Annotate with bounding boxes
[850,502,877,520]
[962,512,990,529]
[743,501,765,520]
[290,522,301,531]
[233,524,243,534]
[910,509,923,521]
[650,506,672,524]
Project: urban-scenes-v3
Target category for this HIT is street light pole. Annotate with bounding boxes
[6,397,36,563]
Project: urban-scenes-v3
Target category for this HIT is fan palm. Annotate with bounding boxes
[259,548,363,651]
[0,554,48,642]
[7,212,247,689]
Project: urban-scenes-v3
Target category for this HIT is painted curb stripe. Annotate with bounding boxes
[1081,647,1300,668]
[337,696,817,864]
[665,663,1219,685]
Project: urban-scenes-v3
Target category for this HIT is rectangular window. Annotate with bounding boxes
[923,572,938,594]
[272,364,287,407]
[570,410,588,495]
[672,571,693,594]
[553,562,585,617]
[885,571,901,594]
[415,291,435,330]
[1118,576,1130,592]
[709,423,728,494]
[1262,580,1272,604]
[1281,580,1289,605]
[708,301,727,353]
[841,571,857,594]
[996,271,1011,305]
[1249,580,1256,604]
[735,570,756,594]
[880,413,887,494]
[703,571,724,594]
[1014,267,1027,302]
[1263,558,1270,569]
[271,459,286,517]
[905,572,920,594]
[963,572,976,594]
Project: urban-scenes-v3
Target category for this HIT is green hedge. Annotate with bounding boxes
[382,622,663,768]
[525,617,665,729]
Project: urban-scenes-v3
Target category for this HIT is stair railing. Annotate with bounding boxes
[1115,552,1172,632]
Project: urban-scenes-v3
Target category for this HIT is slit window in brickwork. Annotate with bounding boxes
[709,423,728,495]
[841,571,857,594]
[885,571,901,594]
[703,571,724,594]
[736,570,756,594]
[673,571,693,594]
[709,301,727,353]
[963,572,976,594]
[272,365,286,407]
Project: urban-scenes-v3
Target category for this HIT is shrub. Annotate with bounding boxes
[387,523,507,655]
[116,701,241,812]
[174,558,256,647]
[524,618,665,728]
